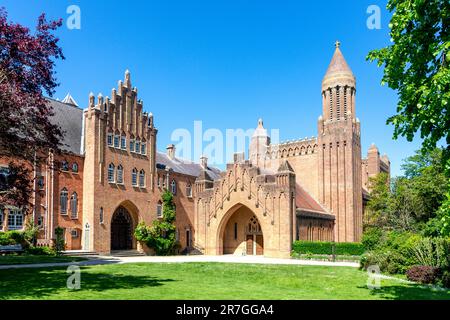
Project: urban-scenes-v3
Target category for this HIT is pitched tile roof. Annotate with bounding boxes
[156,152,221,179]
[47,98,84,155]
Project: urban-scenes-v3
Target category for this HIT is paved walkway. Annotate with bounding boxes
[0,254,359,270]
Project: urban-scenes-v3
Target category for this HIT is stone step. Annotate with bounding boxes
[110,250,146,257]
[62,250,99,257]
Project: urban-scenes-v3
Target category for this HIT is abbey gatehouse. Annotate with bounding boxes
[0,43,390,258]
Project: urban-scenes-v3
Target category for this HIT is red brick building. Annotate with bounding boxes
[0,43,389,257]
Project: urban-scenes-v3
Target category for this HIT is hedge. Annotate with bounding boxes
[292,241,365,256]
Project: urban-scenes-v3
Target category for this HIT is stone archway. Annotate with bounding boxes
[111,206,133,250]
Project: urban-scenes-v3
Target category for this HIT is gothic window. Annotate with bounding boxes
[37,176,44,189]
[117,165,124,184]
[156,201,163,218]
[141,142,146,155]
[186,183,192,197]
[132,168,138,186]
[336,86,341,119]
[343,86,348,119]
[157,175,161,187]
[329,88,333,121]
[162,175,166,188]
[130,139,135,153]
[121,135,127,150]
[108,163,115,183]
[247,215,261,234]
[171,179,177,195]
[234,222,238,240]
[114,134,120,148]
[60,188,68,214]
[7,209,23,230]
[72,163,78,173]
[139,170,145,187]
[0,166,9,189]
[70,192,78,219]
[107,133,113,147]
[61,161,69,171]
[135,139,141,154]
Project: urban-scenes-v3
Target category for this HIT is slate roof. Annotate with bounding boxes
[295,183,335,220]
[47,97,84,155]
[155,152,221,179]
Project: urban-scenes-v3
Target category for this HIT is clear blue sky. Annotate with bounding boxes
[3,0,423,176]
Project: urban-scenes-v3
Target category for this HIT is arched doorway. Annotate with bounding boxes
[221,205,264,256]
[111,206,133,250]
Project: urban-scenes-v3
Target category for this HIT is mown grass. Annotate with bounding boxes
[0,262,449,300]
[0,254,86,265]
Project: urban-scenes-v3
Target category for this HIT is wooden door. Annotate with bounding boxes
[246,235,253,255]
[255,235,264,255]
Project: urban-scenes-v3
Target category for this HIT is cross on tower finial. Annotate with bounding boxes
[335,40,341,49]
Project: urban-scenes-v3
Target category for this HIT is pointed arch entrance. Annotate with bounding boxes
[221,204,264,256]
[111,206,133,250]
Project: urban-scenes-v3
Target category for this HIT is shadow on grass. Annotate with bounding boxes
[359,284,450,300]
[0,266,176,299]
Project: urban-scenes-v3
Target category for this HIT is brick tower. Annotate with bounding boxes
[317,42,363,242]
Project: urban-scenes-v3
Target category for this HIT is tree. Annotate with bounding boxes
[366,148,448,232]
[367,0,450,174]
[0,8,64,208]
[134,190,179,255]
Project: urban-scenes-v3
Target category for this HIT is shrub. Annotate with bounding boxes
[292,241,364,256]
[53,227,65,255]
[25,246,55,256]
[362,227,383,251]
[411,237,449,270]
[440,270,450,288]
[406,265,441,284]
[0,232,16,245]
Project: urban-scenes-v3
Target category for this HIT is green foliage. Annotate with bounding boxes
[0,232,17,245]
[23,218,40,246]
[367,0,450,174]
[411,237,449,270]
[361,227,383,251]
[25,246,55,256]
[54,227,65,255]
[134,190,179,255]
[366,149,448,233]
[291,241,364,256]
[425,193,450,237]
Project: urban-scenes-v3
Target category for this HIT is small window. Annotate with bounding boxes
[60,188,68,214]
[70,192,78,219]
[234,222,238,240]
[117,165,124,184]
[37,216,43,228]
[156,202,163,218]
[162,175,166,188]
[108,163,115,183]
[139,170,145,187]
[114,134,120,148]
[130,139,135,153]
[132,168,138,186]
[61,161,69,171]
[135,140,141,154]
[8,209,23,230]
[71,229,78,238]
[72,163,78,173]
[186,183,192,197]
[141,142,146,155]
[171,179,177,195]
[107,133,113,146]
[157,175,161,187]
[121,135,126,150]
[100,207,104,224]
[37,176,44,190]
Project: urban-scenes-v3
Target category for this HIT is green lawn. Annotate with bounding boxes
[0,254,86,265]
[0,262,449,300]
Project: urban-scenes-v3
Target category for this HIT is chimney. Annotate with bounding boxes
[200,156,208,169]
[166,144,175,160]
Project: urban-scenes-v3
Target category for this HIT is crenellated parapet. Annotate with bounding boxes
[267,137,318,159]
